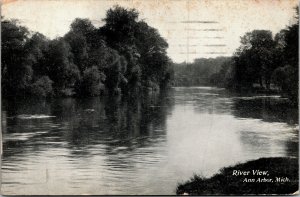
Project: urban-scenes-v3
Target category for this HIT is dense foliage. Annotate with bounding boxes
[1,6,173,98]
[227,11,298,104]
[173,57,231,86]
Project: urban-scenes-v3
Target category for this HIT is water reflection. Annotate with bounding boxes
[231,95,298,157]
[232,97,298,125]
[3,90,174,157]
[1,87,298,195]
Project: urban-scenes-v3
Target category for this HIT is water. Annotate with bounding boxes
[1,87,298,195]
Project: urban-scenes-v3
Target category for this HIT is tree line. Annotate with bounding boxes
[173,57,231,86]
[1,6,173,99]
[183,7,297,104]
[173,7,298,104]
[212,8,298,104]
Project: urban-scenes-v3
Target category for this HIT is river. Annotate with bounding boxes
[1,87,298,195]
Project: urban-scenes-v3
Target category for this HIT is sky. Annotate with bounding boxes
[2,0,298,63]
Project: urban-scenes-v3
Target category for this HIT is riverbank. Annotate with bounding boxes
[177,157,298,195]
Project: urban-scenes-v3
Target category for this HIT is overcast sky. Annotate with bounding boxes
[2,0,298,63]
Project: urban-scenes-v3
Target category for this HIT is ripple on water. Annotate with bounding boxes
[1,87,298,195]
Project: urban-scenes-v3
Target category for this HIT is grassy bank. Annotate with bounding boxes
[177,157,298,195]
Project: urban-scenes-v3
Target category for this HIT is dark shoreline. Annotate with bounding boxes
[176,157,299,195]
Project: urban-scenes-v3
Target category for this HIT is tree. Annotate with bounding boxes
[1,19,32,97]
[75,66,105,96]
[44,38,80,96]
[209,58,234,88]
[100,7,171,91]
[30,76,53,97]
[1,6,173,99]
[100,6,141,92]
[233,30,276,90]
[134,21,169,88]
[272,6,298,104]
[64,18,97,73]
[64,32,89,73]
[101,6,139,48]
[173,57,231,87]
[283,7,299,68]
[103,51,128,94]
[117,45,141,91]
[25,32,50,77]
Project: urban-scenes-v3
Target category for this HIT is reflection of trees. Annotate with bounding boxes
[49,90,175,156]
[2,98,51,117]
[97,90,174,169]
[64,89,175,154]
[232,97,299,158]
[2,98,56,159]
[238,127,298,158]
[2,90,174,161]
[238,130,272,156]
[232,98,298,125]
[284,129,299,157]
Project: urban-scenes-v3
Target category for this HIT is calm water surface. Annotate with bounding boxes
[1,87,298,195]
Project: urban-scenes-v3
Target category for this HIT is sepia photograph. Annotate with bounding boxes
[0,0,299,195]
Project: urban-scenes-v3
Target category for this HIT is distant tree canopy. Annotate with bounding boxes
[173,57,232,86]
[1,6,173,98]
